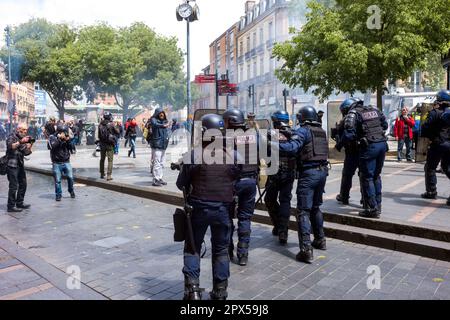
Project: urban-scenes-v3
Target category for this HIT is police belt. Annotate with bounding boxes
[279,157,296,170]
[299,162,329,172]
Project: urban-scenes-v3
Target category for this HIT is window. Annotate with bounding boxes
[253,32,257,49]
[229,31,234,48]
[240,66,244,82]
[268,21,274,40]
[253,59,257,78]
[247,64,251,80]
[259,28,264,45]
[247,36,251,51]
[260,56,264,75]
[239,41,243,56]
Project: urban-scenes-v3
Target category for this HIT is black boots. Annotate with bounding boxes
[183,277,202,301]
[296,248,314,264]
[210,280,228,300]
[278,231,288,245]
[236,242,249,266]
[312,238,327,251]
[336,194,349,205]
[421,191,437,199]
[359,208,380,219]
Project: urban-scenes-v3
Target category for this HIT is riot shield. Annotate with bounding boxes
[327,101,345,163]
[415,103,434,163]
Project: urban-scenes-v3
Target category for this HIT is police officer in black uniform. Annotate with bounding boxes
[279,106,329,263]
[223,109,258,266]
[420,89,450,206]
[264,110,296,245]
[335,98,366,207]
[343,103,388,218]
[176,114,239,301]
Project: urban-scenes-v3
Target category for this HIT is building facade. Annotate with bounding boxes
[209,23,239,110]
[0,63,8,123]
[207,0,314,118]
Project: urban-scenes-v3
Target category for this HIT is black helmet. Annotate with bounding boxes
[201,114,225,132]
[223,109,245,128]
[436,89,450,103]
[56,124,68,134]
[103,112,113,121]
[271,110,290,129]
[297,105,318,124]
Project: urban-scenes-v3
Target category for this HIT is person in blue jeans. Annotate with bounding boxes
[48,124,75,201]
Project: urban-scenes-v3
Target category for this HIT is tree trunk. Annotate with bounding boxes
[58,101,65,121]
[122,103,129,125]
[376,85,383,111]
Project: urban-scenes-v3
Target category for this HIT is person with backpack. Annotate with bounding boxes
[98,112,119,181]
[149,108,170,187]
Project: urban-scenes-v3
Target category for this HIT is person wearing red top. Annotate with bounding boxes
[394,107,415,162]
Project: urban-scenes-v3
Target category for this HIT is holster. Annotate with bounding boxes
[173,208,186,242]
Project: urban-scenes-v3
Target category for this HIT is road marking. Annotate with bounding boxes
[408,199,447,223]
[0,264,24,274]
[395,178,423,193]
[0,283,53,300]
[385,165,416,178]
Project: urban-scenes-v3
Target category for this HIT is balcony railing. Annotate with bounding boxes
[245,52,251,61]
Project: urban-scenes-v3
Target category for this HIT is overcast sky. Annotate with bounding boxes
[0,0,249,77]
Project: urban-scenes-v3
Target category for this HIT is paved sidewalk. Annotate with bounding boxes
[24,144,450,230]
[0,173,449,300]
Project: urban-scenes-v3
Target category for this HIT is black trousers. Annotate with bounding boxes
[7,166,27,209]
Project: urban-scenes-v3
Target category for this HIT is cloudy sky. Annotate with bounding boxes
[0,0,249,77]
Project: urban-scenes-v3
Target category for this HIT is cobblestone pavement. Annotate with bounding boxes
[0,173,449,300]
[23,140,450,229]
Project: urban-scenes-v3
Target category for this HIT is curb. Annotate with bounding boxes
[26,166,450,262]
[0,236,108,300]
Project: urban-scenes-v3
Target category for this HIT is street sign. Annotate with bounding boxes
[195,74,216,84]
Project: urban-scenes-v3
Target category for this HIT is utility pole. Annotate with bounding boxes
[176,0,199,118]
[282,89,289,112]
[5,26,14,133]
[186,19,191,117]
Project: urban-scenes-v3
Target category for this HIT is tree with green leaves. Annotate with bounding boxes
[78,22,186,122]
[274,0,450,110]
[1,20,84,119]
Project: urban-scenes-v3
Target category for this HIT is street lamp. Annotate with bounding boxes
[282,88,289,112]
[176,0,200,118]
[4,26,14,133]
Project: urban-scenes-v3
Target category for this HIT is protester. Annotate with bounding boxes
[149,108,170,187]
[126,118,138,158]
[394,107,415,162]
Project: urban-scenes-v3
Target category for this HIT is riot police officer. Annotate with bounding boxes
[335,98,365,207]
[279,106,329,263]
[264,110,296,245]
[223,109,258,266]
[343,103,388,218]
[420,89,450,206]
[176,114,238,301]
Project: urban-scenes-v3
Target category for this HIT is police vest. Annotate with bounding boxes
[437,107,450,142]
[190,164,235,203]
[354,106,385,143]
[300,124,328,162]
[234,129,259,177]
